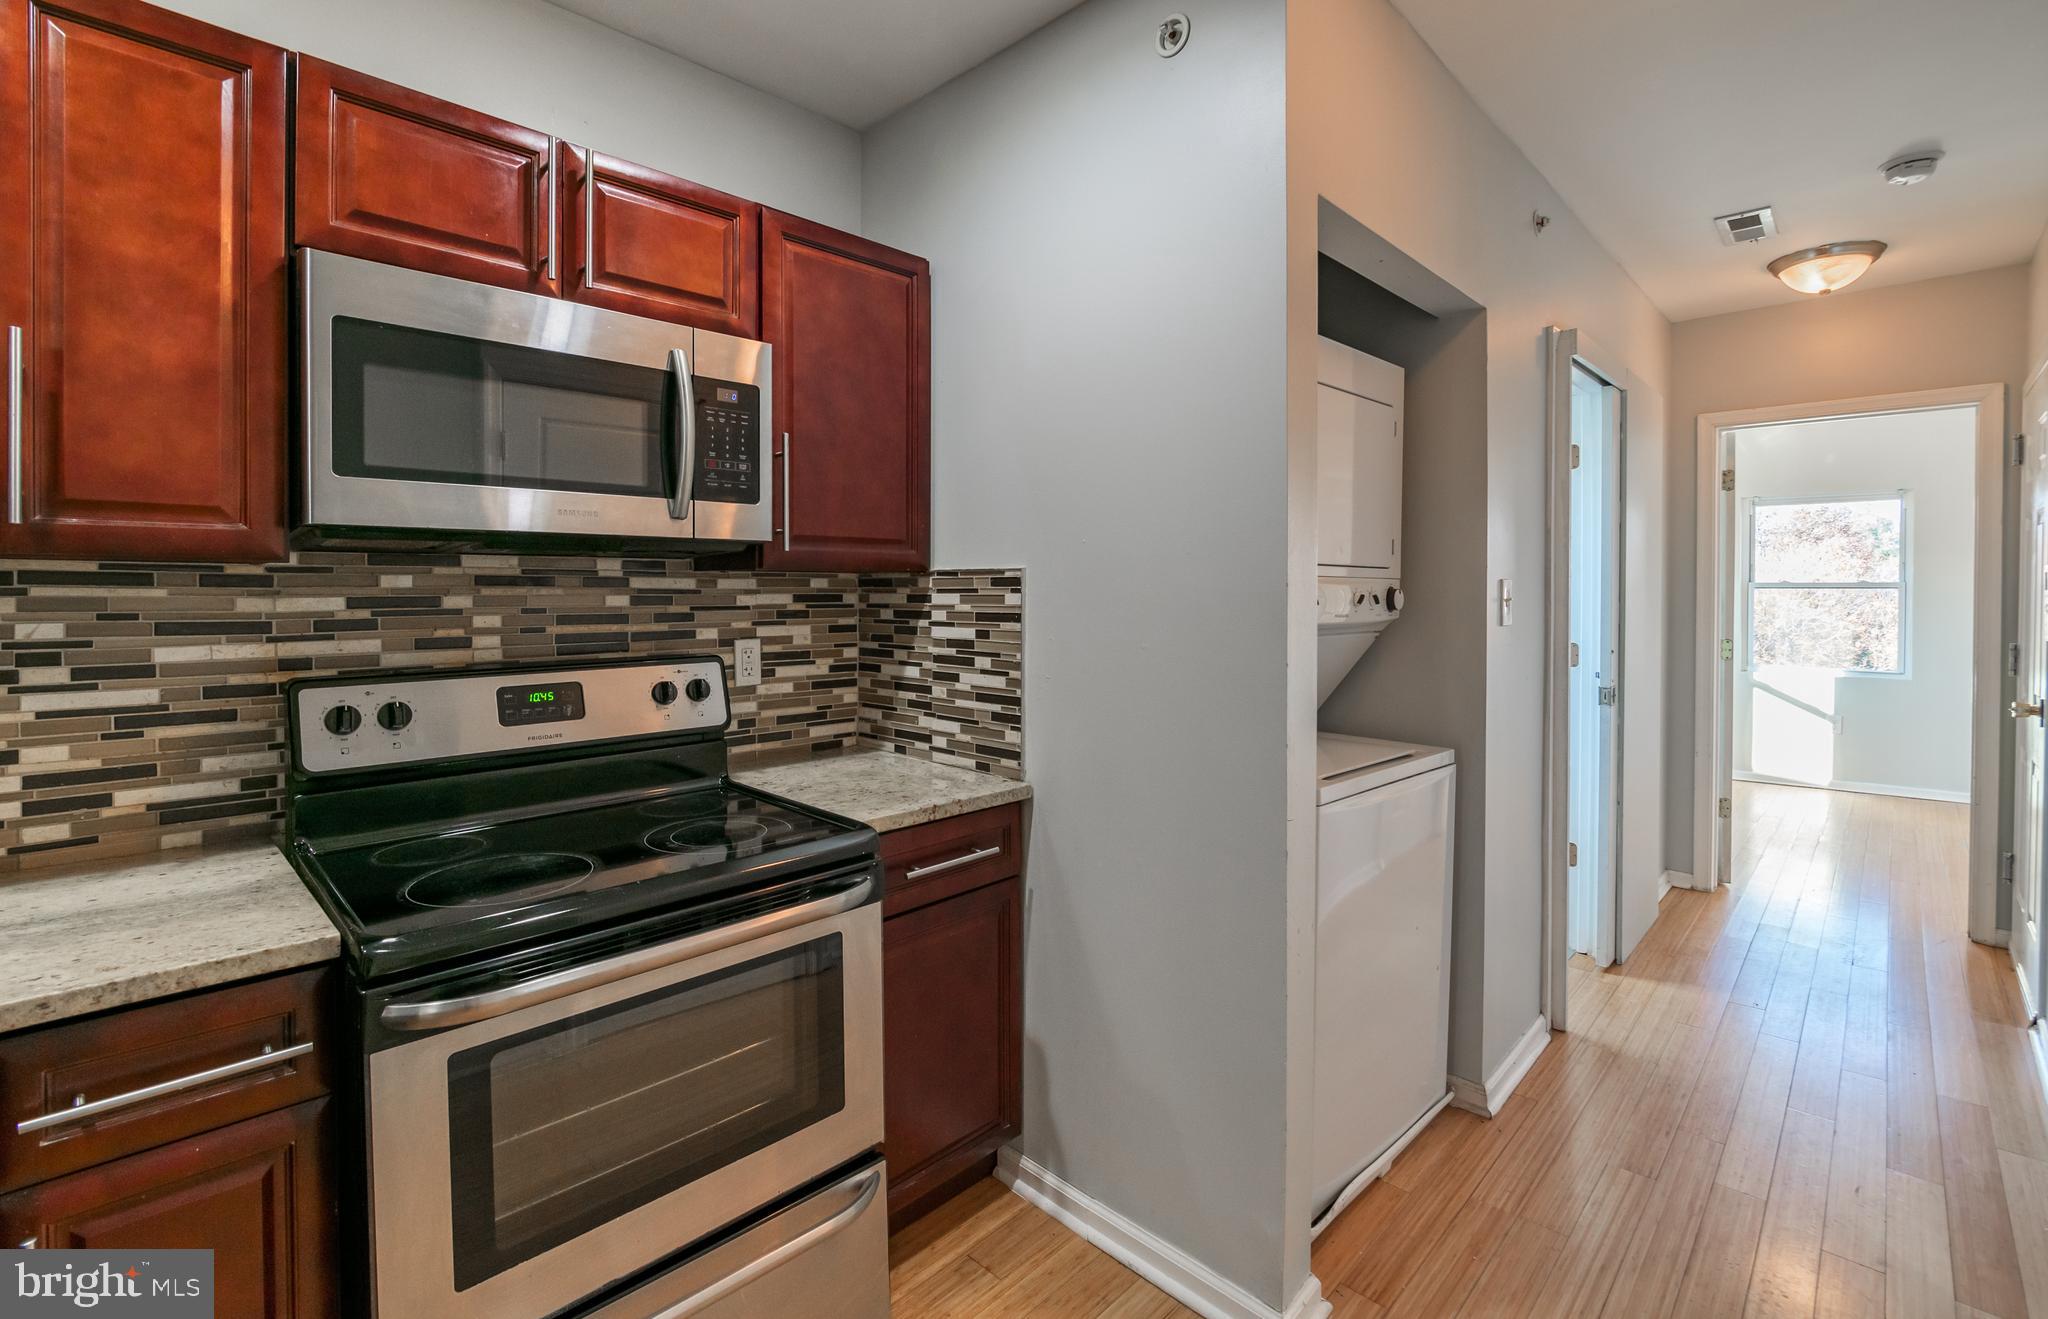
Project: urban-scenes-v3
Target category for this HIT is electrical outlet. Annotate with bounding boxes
[735,638,761,687]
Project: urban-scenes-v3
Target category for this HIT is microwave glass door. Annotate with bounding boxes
[443,936,847,1289]
[332,317,674,500]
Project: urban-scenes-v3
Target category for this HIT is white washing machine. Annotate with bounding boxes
[1310,732,1455,1234]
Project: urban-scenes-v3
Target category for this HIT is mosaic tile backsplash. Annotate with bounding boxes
[0,554,1023,872]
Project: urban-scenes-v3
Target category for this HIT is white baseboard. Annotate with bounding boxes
[1448,1015,1550,1118]
[1733,771,1970,804]
[2011,959,2048,1129]
[1662,869,1701,894]
[996,1148,1332,1319]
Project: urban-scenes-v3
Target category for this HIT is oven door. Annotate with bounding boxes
[300,248,770,545]
[364,880,882,1319]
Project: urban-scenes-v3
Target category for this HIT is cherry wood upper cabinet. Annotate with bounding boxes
[295,57,557,295]
[564,147,759,337]
[761,211,930,572]
[0,0,288,561]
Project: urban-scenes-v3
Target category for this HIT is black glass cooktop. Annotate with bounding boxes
[292,781,874,980]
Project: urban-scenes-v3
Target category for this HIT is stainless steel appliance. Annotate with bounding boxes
[282,657,885,1319]
[298,249,772,549]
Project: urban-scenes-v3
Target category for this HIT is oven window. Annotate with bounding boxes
[331,317,672,498]
[445,937,845,1289]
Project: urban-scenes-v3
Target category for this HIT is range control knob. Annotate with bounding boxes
[1386,587,1404,612]
[376,700,413,732]
[684,677,713,703]
[651,680,679,707]
[322,703,362,737]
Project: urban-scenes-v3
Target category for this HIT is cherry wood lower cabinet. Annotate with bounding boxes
[0,0,288,561]
[881,804,1023,1230]
[761,210,931,573]
[1,1100,336,1318]
[0,968,338,1316]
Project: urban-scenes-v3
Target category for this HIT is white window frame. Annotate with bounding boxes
[1742,491,1911,678]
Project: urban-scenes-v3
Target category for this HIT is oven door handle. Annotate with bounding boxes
[668,347,694,520]
[647,1165,880,1319]
[379,875,873,1031]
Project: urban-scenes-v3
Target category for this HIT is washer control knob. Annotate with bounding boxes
[684,677,713,703]
[322,704,362,737]
[1387,587,1404,612]
[651,680,679,706]
[376,700,413,732]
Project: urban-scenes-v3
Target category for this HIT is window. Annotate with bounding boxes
[1747,495,1905,673]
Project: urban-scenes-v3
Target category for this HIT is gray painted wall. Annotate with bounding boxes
[862,0,1293,1304]
[153,0,863,230]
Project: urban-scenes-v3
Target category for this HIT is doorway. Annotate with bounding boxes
[1567,362,1623,965]
[1692,386,2006,944]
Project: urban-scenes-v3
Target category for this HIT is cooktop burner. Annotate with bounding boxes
[644,815,795,857]
[399,852,597,908]
[371,834,490,868]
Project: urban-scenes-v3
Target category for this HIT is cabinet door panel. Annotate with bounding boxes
[567,148,758,336]
[882,876,1020,1229]
[761,211,928,572]
[0,0,287,561]
[295,56,553,294]
[1,1099,335,1318]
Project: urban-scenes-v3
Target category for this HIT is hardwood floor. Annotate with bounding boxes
[888,1175,1198,1317]
[888,784,2048,1317]
[1314,783,2048,1318]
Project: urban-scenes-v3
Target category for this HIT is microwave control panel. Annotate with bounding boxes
[692,377,761,505]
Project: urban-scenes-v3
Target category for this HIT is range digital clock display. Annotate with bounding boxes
[497,680,586,727]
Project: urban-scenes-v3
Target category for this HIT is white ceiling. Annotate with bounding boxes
[546,0,1086,129]
[1388,0,2048,321]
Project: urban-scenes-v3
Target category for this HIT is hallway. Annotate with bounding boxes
[1311,783,2048,1317]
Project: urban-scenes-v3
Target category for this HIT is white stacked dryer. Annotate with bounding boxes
[1310,338,1456,1235]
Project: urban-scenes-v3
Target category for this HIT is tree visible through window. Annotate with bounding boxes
[1748,496,1905,673]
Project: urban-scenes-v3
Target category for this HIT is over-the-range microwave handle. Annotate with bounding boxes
[378,871,874,1031]
[667,346,694,520]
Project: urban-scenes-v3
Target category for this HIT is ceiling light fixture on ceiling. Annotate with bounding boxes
[1767,240,1887,295]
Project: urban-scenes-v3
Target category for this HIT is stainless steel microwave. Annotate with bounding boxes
[298,249,771,549]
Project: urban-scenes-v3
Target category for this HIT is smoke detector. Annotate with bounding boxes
[1712,206,1779,247]
[1882,152,1942,186]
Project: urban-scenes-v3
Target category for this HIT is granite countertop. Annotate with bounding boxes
[0,842,337,1035]
[735,748,1030,833]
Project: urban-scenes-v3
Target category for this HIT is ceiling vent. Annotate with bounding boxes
[1713,206,1779,247]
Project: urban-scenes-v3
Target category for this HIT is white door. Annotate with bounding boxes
[1316,375,1401,572]
[1567,363,1623,964]
[2015,374,2048,1020]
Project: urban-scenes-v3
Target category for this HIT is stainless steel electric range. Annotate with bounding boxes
[281,656,889,1319]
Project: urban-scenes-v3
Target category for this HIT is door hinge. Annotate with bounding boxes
[1598,683,1618,707]
[1568,841,1579,867]
[1570,641,1580,667]
[1721,638,1734,661]
[2013,434,2026,467]
[1721,468,1736,492]
[2002,851,2016,884]
[2013,641,2025,678]
[1718,797,1732,820]
[1570,444,1582,470]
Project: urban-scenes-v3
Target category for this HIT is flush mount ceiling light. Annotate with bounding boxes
[1767,240,1887,295]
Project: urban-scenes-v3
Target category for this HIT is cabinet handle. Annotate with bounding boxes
[584,147,597,281]
[540,148,557,280]
[781,431,792,550]
[905,845,1003,882]
[15,1041,314,1135]
[7,324,21,525]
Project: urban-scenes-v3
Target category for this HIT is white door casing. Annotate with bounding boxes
[2015,367,2048,1020]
